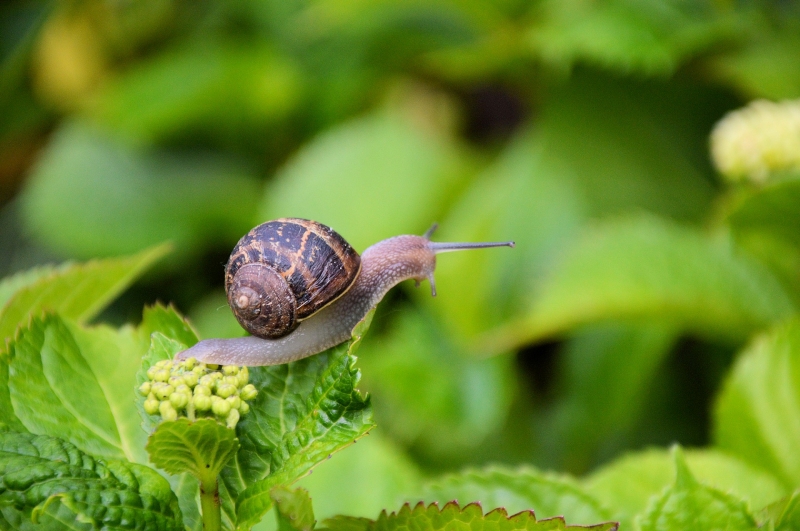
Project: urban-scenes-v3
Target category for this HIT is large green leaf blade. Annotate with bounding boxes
[232,313,375,530]
[421,466,611,526]
[494,216,795,351]
[20,122,259,260]
[260,104,467,251]
[323,501,618,531]
[0,243,169,344]
[713,318,800,487]
[0,431,182,530]
[5,306,195,465]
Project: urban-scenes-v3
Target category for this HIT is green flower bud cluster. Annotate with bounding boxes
[139,358,258,429]
[710,99,800,183]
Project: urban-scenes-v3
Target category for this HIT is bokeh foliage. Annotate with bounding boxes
[2,0,800,527]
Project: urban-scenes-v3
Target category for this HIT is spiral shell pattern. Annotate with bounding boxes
[225,218,361,338]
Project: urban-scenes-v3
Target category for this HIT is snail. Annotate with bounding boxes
[176,218,514,366]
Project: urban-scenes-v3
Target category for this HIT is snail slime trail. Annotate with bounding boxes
[176,218,514,366]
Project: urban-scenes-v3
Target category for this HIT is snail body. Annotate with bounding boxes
[177,218,514,366]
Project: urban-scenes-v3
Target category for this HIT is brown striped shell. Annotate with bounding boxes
[225,218,362,339]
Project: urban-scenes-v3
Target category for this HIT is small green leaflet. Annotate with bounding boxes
[231,311,376,530]
[272,487,316,531]
[0,430,183,530]
[146,418,240,487]
[322,501,618,531]
[638,447,757,531]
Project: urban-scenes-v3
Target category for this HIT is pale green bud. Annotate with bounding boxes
[216,383,237,399]
[155,360,169,368]
[193,394,212,411]
[175,384,191,396]
[240,384,258,401]
[226,396,241,410]
[182,372,199,388]
[138,382,151,396]
[199,375,216,388]
[146,366,158,380]
[194,384,212,396]
[192,366,205,376]
[184,357,197,370]
[207,363,221,370]
[212,397,231,417]
[155,384,174,401]
[144,398,160,415]
[226,409,240,429]
[239,401,249,414]
[170,392,189,409]
[223,375,239,387]
[223,365,239,376]
[711,98,800,183]
[159,401,178,421]
[153,369,170,383]
[168,376,184,388]
[237,367,249,387]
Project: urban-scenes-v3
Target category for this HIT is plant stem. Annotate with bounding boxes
[200,477,221,531]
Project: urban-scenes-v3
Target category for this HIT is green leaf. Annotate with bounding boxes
[146,418,240,488]
[0,243,169,344]
[725,178,800,248]
[272,487,316,531]
[140,303,200,350]
[322,502,618,531]
[296,431,421,522]
[260,103,467,251]
[19,121,260,260]
[231,314,375,530]
[638,447,757,531]
[0,430,182,530]
[758,491,800,531]
[419,128,585,341]
[527,0,740,75]
[495,215,795,351]
[709,21,800,99]
[6,314,149,462]
[421,466,611,526]
[0,266,55,310]
[90,40,301,145]
[714,318,800,487]
[538,321,677,471]
[584,447,787,531]
[357,308,515,463]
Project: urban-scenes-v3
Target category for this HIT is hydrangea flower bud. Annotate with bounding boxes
[226,409,240,429]
[216,383,236,399]
[212,397,231,417]
[240,384,258,401]
[159,401,178,421]
[141,357,258,428]
[154,384,174,400]
[711,99,800,183]
[170,392,189,409]
[193,394,212,411]
[144,398,160,415]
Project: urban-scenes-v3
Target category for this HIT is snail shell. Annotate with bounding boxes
[225,218,361,339]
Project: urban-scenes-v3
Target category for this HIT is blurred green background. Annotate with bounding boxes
[2,0,800,523]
